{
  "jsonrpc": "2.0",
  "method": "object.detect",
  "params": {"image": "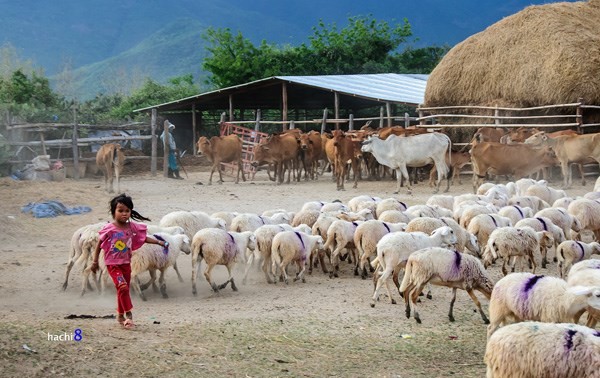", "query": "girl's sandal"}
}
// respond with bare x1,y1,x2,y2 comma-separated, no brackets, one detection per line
117,314,126,325
123,318,135,330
